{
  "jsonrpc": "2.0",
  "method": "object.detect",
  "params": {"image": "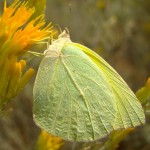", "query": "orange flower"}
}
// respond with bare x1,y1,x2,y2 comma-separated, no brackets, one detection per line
0,0,54,111
36,130,64,150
